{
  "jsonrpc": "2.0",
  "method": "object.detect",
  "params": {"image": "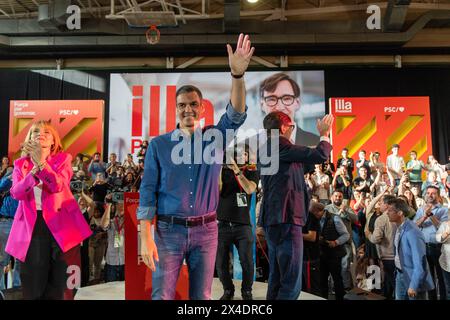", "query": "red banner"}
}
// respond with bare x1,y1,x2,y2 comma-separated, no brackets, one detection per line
330,97,432,164
124,192,189,300
8,100,104,160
